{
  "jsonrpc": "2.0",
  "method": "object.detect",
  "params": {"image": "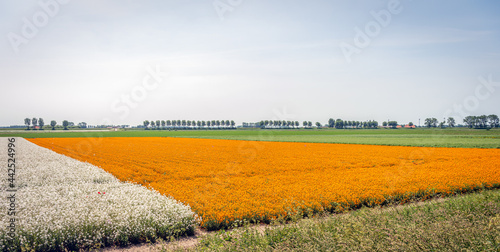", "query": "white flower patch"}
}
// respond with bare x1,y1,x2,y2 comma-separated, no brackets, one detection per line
0,138,197,251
